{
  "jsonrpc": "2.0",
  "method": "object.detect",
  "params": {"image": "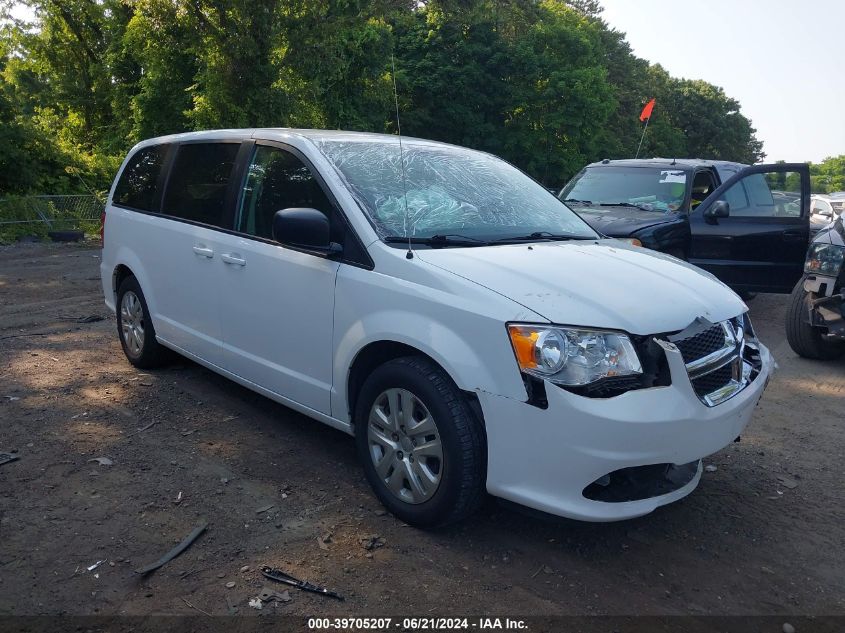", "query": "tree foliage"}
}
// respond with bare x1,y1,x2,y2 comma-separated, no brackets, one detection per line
1,0,772,195
810,155,845,193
